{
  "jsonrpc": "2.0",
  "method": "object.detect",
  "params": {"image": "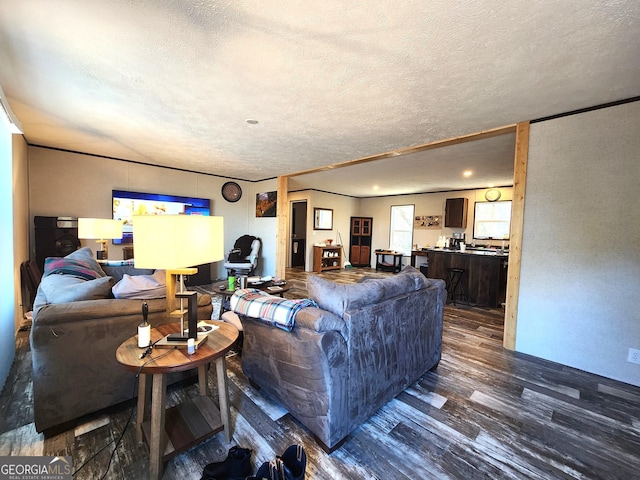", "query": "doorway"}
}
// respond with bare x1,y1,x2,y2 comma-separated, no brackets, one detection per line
291,201,307,268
